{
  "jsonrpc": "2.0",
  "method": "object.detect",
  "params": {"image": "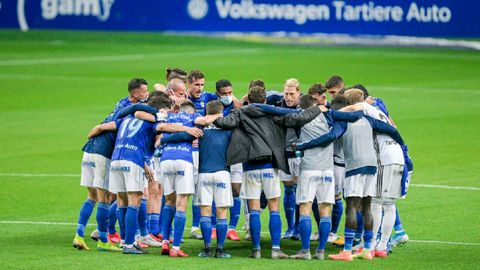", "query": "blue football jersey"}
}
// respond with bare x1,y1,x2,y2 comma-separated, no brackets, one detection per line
199,126,232,173
111,115,158,168
114,96,132,113
372,97,390,117
160,111,200,163
222,101,234,116
189,92,218,116
82,96,132,158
